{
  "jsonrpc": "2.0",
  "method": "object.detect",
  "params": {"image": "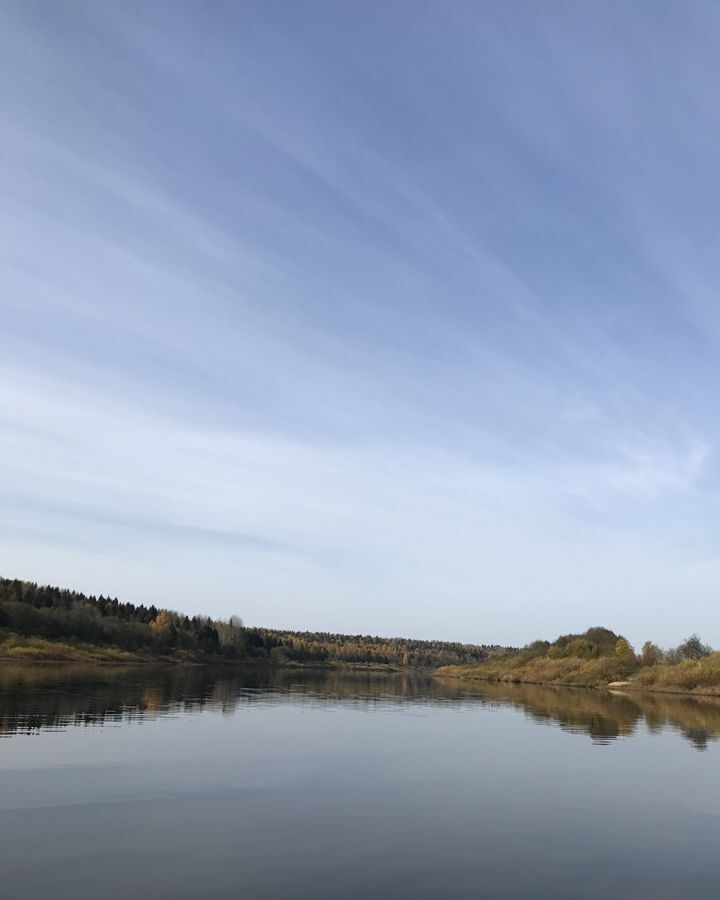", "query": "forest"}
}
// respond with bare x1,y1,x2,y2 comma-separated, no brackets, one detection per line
0,577,500,667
